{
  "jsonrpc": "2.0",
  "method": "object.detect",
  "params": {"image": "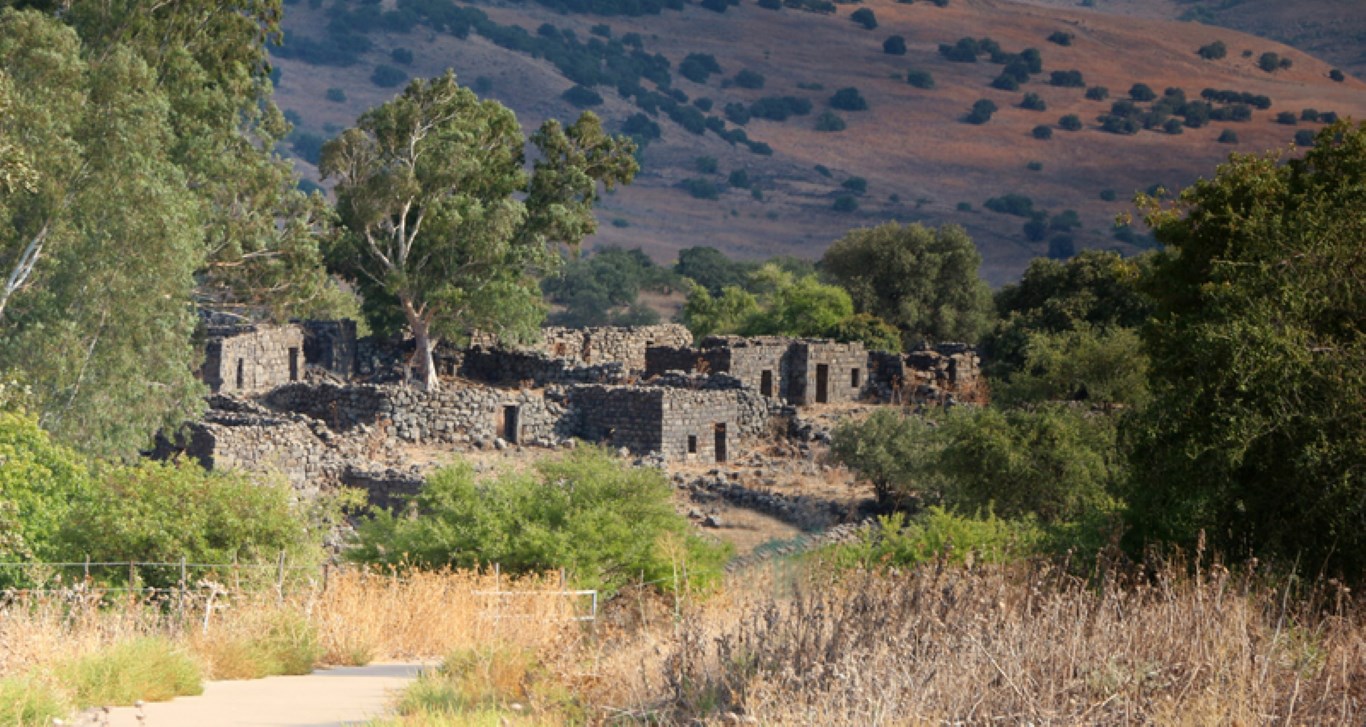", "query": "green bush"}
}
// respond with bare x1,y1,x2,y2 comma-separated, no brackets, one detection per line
390,47,414,65
850,7,876,29
1218,129,1239,144
370,64,407,88
679,53,722,83
1020,93,1046,111
965,98,997,124
1059,114,1082,131
680,178,720,200
817,509,1045,570
906,69,935,89
841,176,867,194
828,312,901,352
733,68,765,89
829,87,867,111
350,448,729,594
830,409,946,504
59,460,322,587
814,110,846,132
1293,129,1316,146
325,87,347,103
1329,69,1345,82
727,169,751,188
57,638,202,708
0,411,92,571
1047,30,1073,46
1085,85,1108,101
832,195,859,212
1197,40,1226,60
695,155,719,174
562,85,603,108
883,35,906,55
995,326,1149,409
0,675,67,726
1049,70,1085,87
